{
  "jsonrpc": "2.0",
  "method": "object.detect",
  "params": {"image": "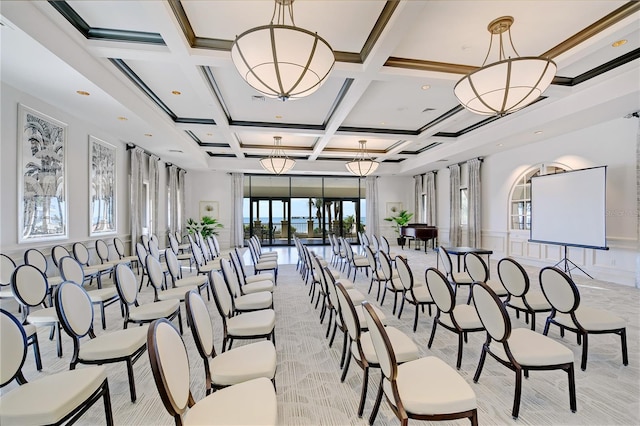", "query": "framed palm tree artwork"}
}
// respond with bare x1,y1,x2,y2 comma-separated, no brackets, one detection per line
89,136,117,236
18,104,68,243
